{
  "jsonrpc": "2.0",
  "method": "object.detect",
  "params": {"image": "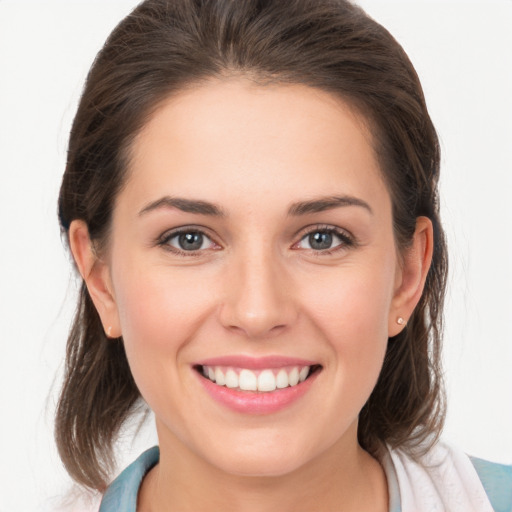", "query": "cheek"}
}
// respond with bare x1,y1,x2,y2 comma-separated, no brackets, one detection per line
300,258,395,387
113,260,212,341
303,261,394,339
110,258,216,397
